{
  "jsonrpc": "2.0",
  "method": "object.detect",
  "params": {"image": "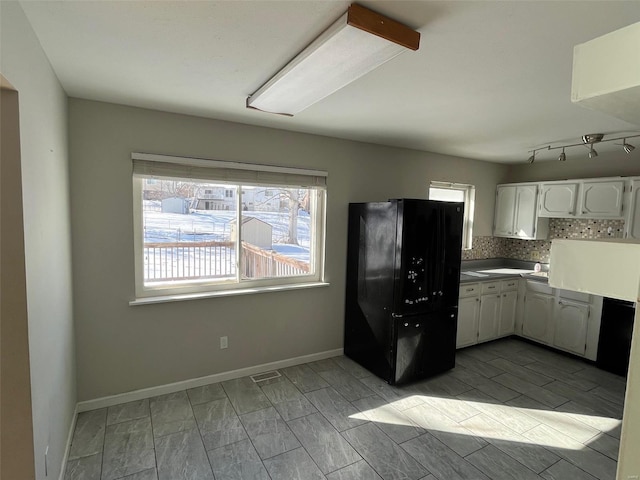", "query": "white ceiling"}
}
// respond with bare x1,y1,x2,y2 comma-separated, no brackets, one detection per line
19,1,640,164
